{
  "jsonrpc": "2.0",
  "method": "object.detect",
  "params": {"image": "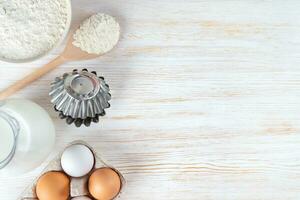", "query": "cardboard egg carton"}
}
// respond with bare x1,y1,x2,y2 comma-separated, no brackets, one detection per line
18,141,125,200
